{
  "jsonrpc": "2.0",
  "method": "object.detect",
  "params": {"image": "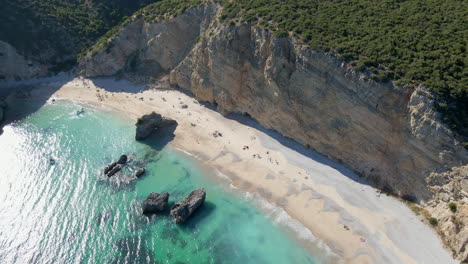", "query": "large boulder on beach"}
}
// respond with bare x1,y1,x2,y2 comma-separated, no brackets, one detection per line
142,192,169,213
135,112,177,140
170,188,206,224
